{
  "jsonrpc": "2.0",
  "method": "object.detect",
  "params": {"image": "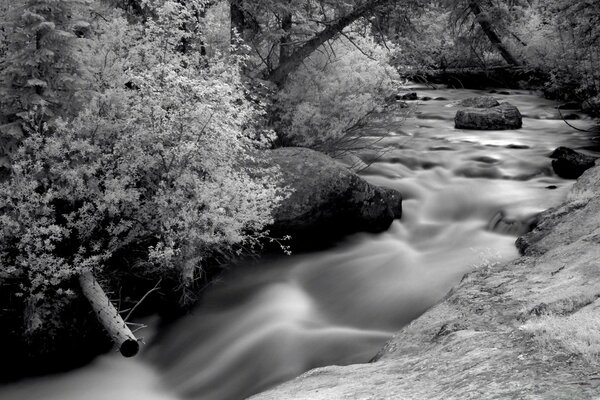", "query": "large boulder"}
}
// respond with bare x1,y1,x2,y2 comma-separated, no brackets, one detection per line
455,98,522,130
267,147,402,248
550,146,598,179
